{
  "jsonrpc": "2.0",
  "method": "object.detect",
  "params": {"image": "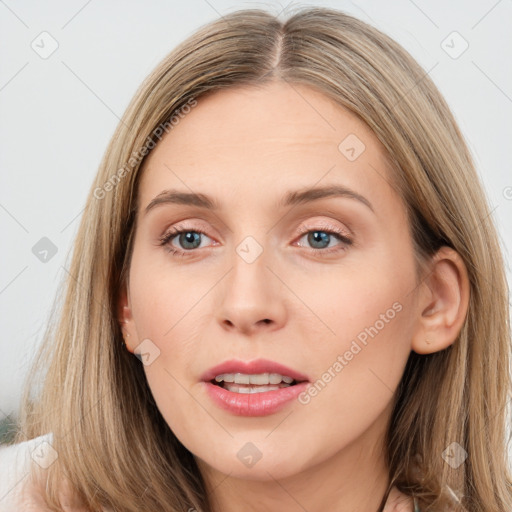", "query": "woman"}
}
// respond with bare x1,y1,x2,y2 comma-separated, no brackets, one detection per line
1,6,510,511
